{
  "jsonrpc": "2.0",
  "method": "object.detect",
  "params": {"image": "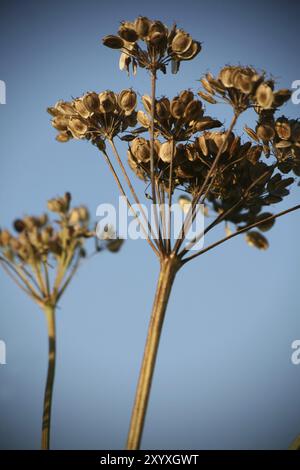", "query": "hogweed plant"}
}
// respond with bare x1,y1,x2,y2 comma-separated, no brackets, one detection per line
0,193,122,449
48,17,300,449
